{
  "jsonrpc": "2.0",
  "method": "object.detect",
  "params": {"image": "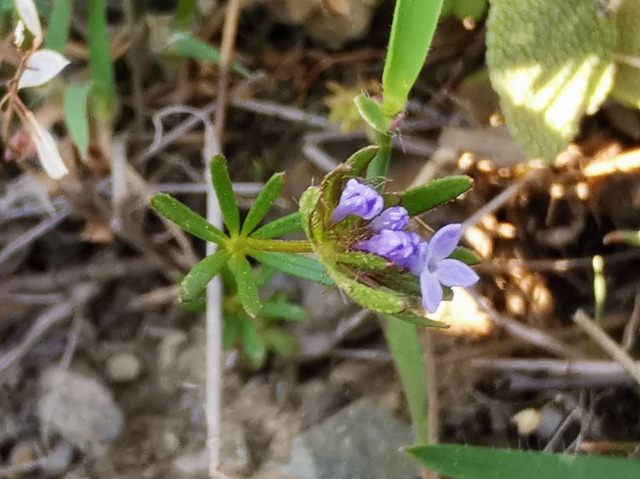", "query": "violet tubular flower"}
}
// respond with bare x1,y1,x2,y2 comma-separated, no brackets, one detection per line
368,206,409,233
331,179,384,223
415,224,479,314
357,230,421,269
